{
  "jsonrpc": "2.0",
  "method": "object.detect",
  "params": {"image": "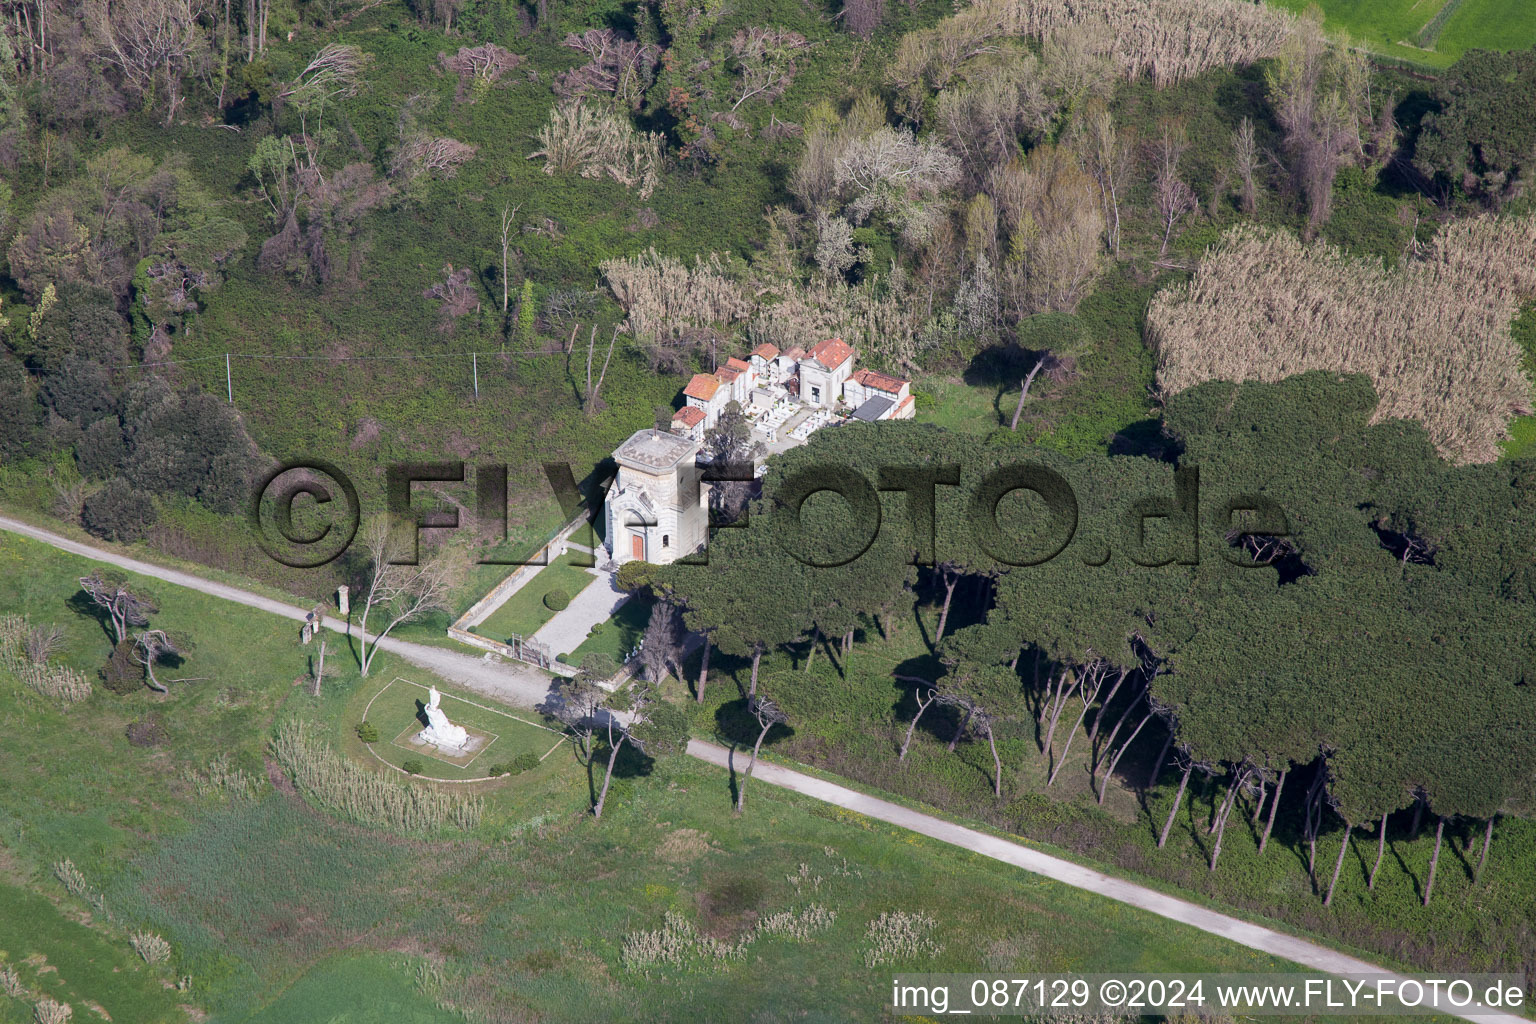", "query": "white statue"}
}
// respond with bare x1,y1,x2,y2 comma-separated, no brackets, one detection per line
418,685,468,750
